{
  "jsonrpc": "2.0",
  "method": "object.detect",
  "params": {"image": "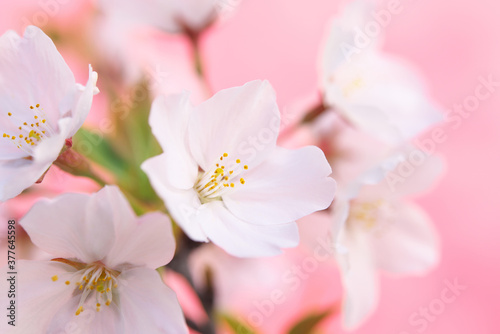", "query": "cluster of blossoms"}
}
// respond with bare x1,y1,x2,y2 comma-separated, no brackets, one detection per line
0,0,443,333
